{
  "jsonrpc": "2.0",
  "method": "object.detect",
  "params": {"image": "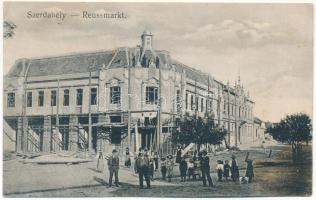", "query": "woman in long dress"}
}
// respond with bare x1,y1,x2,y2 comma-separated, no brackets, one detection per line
231,155,239,181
